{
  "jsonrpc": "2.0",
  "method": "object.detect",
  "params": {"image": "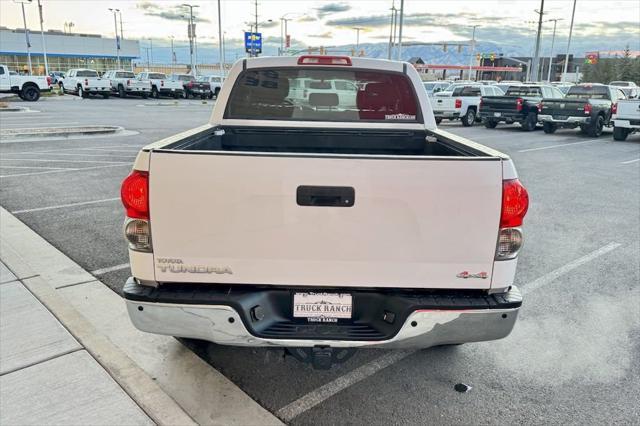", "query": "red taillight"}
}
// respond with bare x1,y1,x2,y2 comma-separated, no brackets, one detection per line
121,170,149,219
84,78,88,86
297,55,352,66
127,79,131,86
479,98,483,108
454,99,462,109
46,76,52,86
611,102,617,115
584,103,592,115
500,179,529,228
537,102,543,113
187,82,193,87
160,80,164,87
516,98,524,112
